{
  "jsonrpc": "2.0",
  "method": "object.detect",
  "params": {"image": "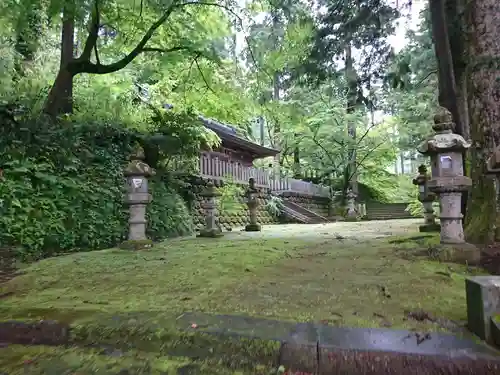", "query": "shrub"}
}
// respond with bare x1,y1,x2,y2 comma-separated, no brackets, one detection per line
147,176,194,240
0,108,200,260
